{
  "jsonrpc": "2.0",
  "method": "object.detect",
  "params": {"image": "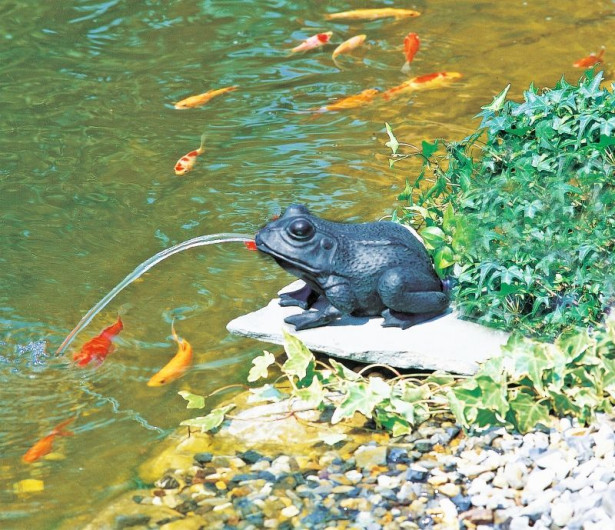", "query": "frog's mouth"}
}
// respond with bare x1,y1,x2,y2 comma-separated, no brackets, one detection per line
254,233,324,276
